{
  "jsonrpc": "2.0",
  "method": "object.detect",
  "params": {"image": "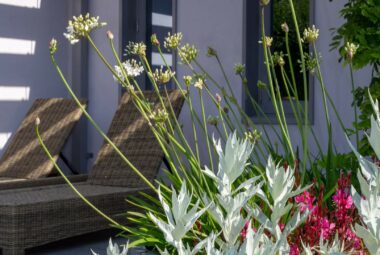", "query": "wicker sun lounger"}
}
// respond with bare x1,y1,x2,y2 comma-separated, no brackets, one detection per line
0,90,184,255
0,98,86,190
